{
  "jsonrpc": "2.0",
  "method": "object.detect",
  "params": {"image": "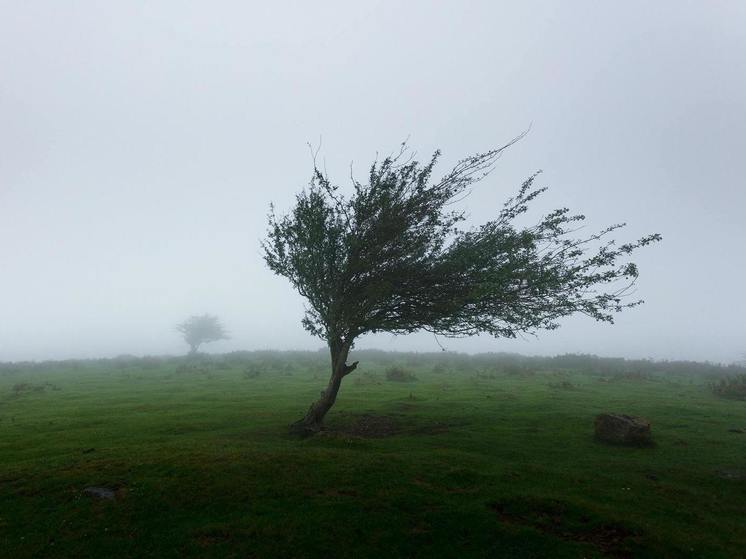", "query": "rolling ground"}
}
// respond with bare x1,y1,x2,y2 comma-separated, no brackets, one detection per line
1,351,744,558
